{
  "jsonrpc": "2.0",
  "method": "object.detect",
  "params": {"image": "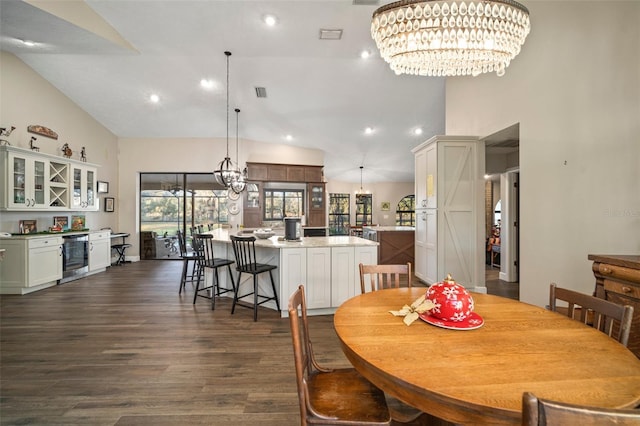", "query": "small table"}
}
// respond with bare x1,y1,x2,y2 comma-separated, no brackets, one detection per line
334,288,640,425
